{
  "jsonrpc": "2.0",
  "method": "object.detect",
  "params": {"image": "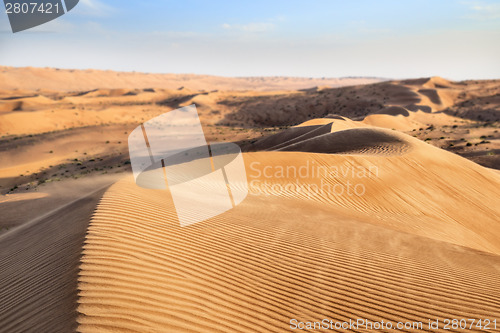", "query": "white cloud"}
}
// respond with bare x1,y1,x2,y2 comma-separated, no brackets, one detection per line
462,1,500,20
